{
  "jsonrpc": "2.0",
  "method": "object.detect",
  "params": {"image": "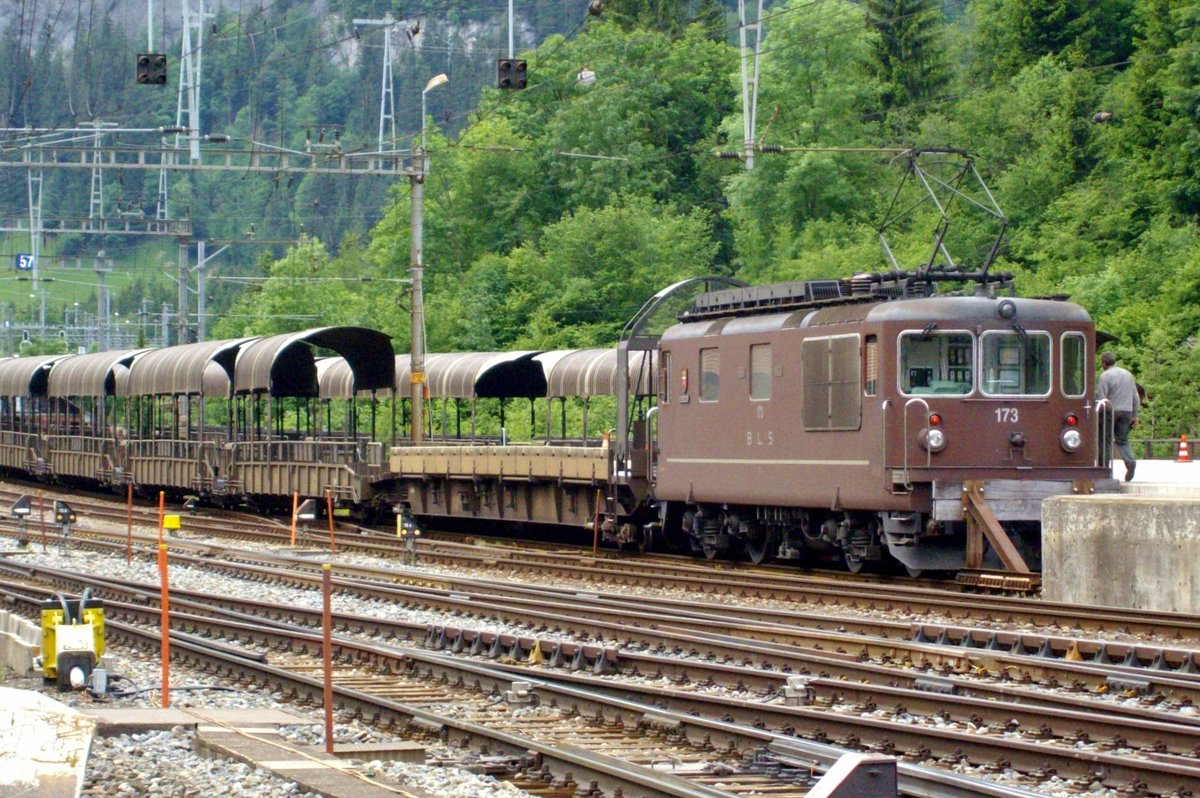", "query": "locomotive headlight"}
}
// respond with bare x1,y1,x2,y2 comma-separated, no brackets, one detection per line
1061,428,1083,452
922,427,947,452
